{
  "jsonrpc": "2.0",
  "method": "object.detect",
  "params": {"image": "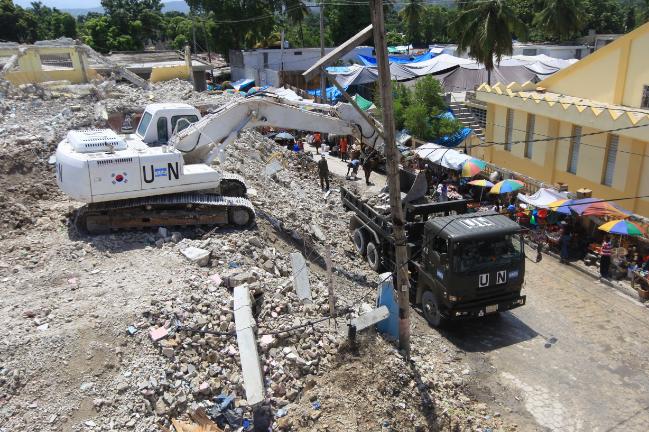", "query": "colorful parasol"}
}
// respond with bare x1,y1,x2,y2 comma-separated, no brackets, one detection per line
489,179,525,194
468,179,494,187
598,220,645,236
577,201,631,218
547,199,572,215
461,158,487,177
